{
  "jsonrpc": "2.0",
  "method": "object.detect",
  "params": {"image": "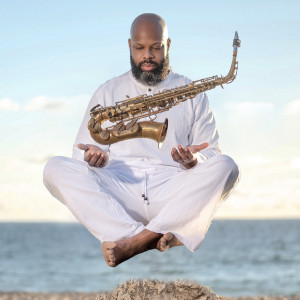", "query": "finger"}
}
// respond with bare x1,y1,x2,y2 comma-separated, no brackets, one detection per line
77,144,89,151
183,147,194,161
178,145,189,162
172,148,183,163
101,155,108,167
100,155,107,167
197,142,210,151
189,143,210,153
171,149,176,162
175,145,197,165
85,150,94,162
95,154,105,167
89,153,100,166
171,148,178,162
